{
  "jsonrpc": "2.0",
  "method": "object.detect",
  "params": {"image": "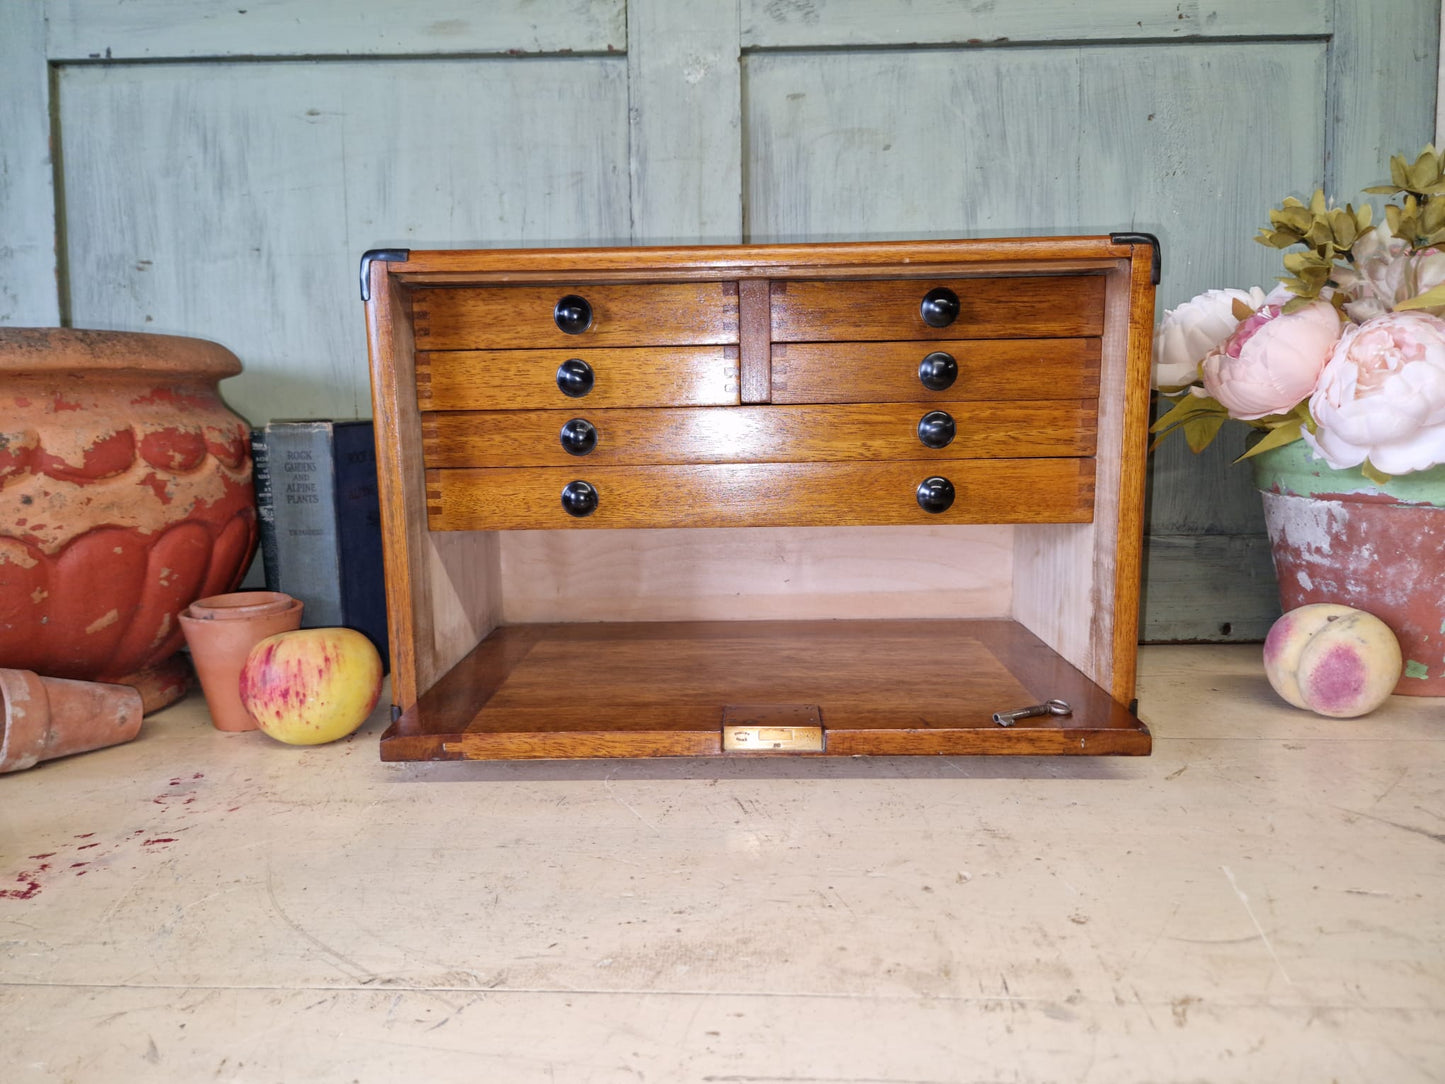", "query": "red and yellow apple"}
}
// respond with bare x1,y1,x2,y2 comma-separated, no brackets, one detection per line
238,627,383,745
1262,603,1402,718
